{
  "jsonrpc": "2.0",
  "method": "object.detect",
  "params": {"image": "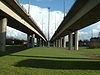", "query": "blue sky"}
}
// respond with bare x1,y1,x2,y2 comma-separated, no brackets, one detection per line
19,0,75,12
